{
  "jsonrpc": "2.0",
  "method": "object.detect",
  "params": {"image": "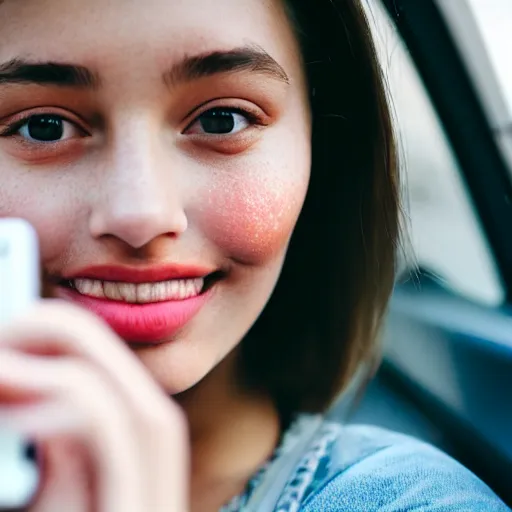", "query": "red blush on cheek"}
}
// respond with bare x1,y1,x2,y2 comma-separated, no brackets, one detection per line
201,176,306,264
